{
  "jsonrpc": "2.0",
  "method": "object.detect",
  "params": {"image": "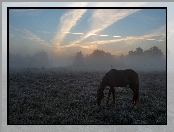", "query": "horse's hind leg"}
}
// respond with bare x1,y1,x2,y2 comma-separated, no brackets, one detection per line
131,85,139,105
132,93,136,104
130,84,136,104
